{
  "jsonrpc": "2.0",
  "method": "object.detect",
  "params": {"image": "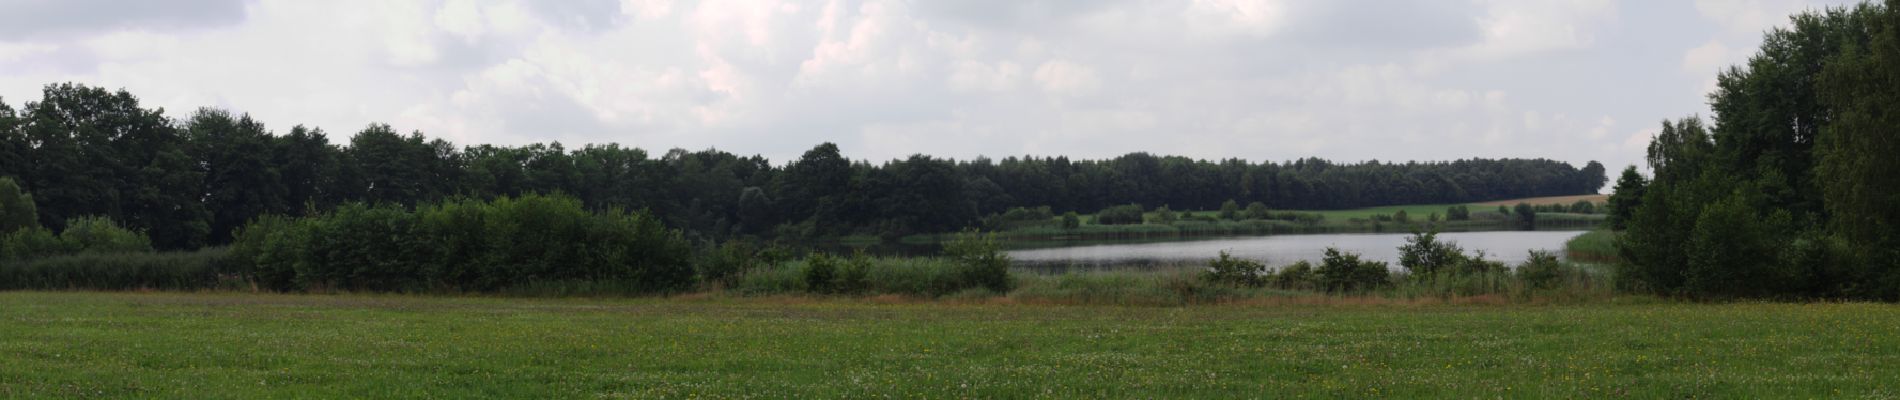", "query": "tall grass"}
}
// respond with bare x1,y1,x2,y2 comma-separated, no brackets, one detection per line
735,256,994,297
1565,229,1619,263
